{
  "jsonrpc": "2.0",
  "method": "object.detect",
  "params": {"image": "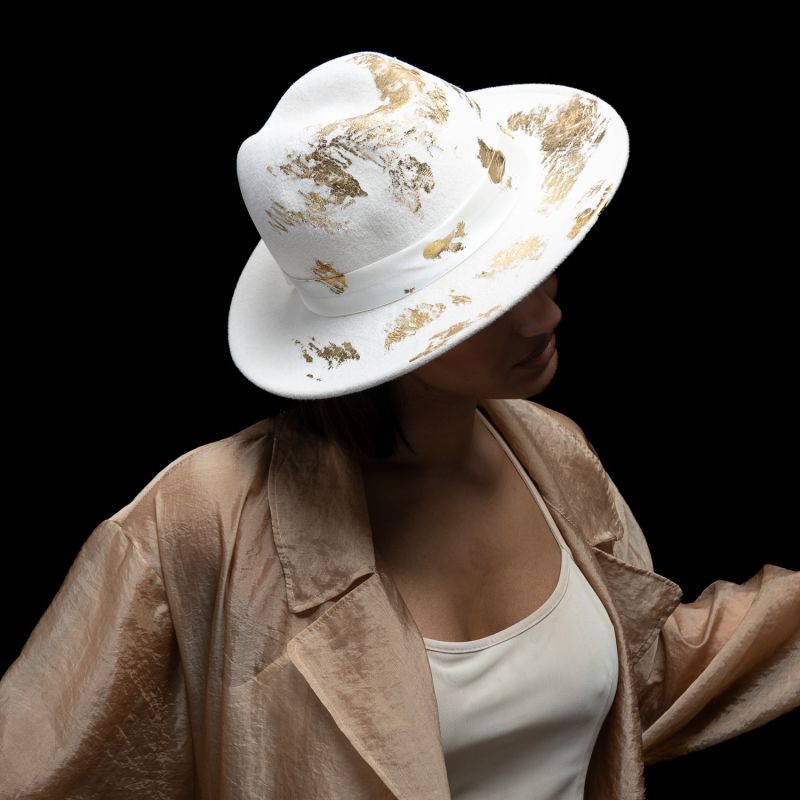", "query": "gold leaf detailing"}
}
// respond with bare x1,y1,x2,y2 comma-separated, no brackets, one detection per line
383,302,448,350
419,86,450,125
312,260,348,294
423,220,466,259
264,137,370,234
449,290,471,305
478,304,502,318
477,139,506,183
566,183,613,240
443,80,482,119
265,54,454,232
348,53,431,114
265,199,345,235
293,336,360,369
407,304,503,362
408,320,473,362
506,93,608,211
475,234,547,279
388,154,435,214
